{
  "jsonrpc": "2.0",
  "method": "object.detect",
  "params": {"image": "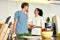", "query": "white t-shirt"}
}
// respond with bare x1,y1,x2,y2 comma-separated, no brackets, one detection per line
28,16,45,35
28,16,45,28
